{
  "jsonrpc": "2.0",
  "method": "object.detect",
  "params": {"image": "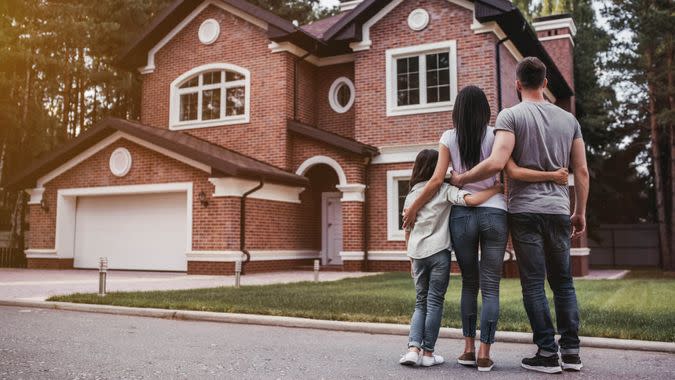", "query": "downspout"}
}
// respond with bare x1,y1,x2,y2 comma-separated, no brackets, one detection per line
495,37,509,111
362,157,371,271
240,179,264,274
